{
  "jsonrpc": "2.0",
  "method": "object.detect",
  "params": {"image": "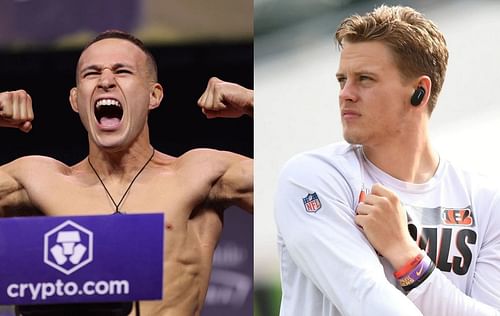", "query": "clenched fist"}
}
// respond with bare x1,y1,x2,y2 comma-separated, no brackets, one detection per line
355,183,421,270
197,77,253,119
0,90,34,132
